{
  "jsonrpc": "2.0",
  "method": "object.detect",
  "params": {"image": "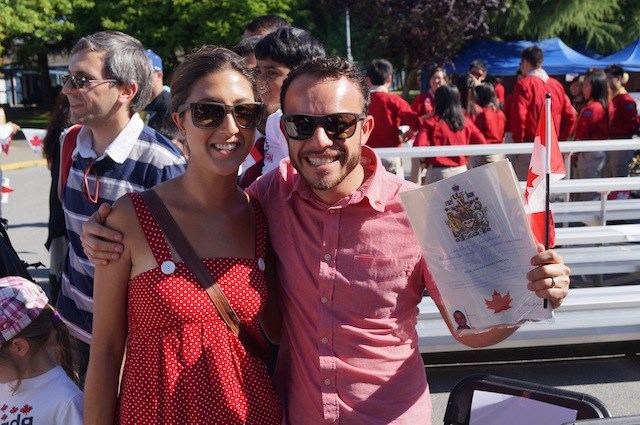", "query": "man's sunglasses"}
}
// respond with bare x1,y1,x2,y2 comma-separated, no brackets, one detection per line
281,113,366,141
177,102,264,129
61,74,119,90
